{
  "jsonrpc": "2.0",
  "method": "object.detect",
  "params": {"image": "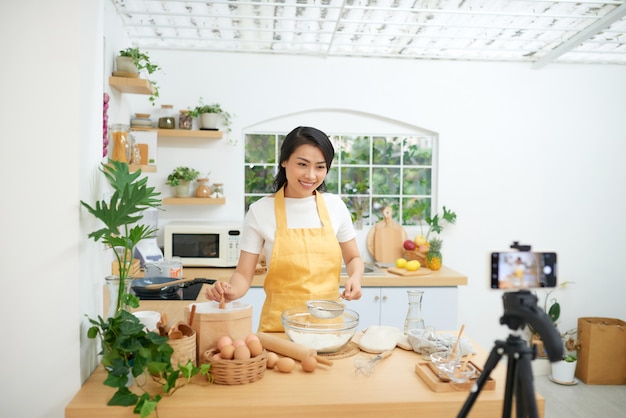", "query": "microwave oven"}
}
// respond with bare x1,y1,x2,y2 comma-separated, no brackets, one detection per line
163,221,242,267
